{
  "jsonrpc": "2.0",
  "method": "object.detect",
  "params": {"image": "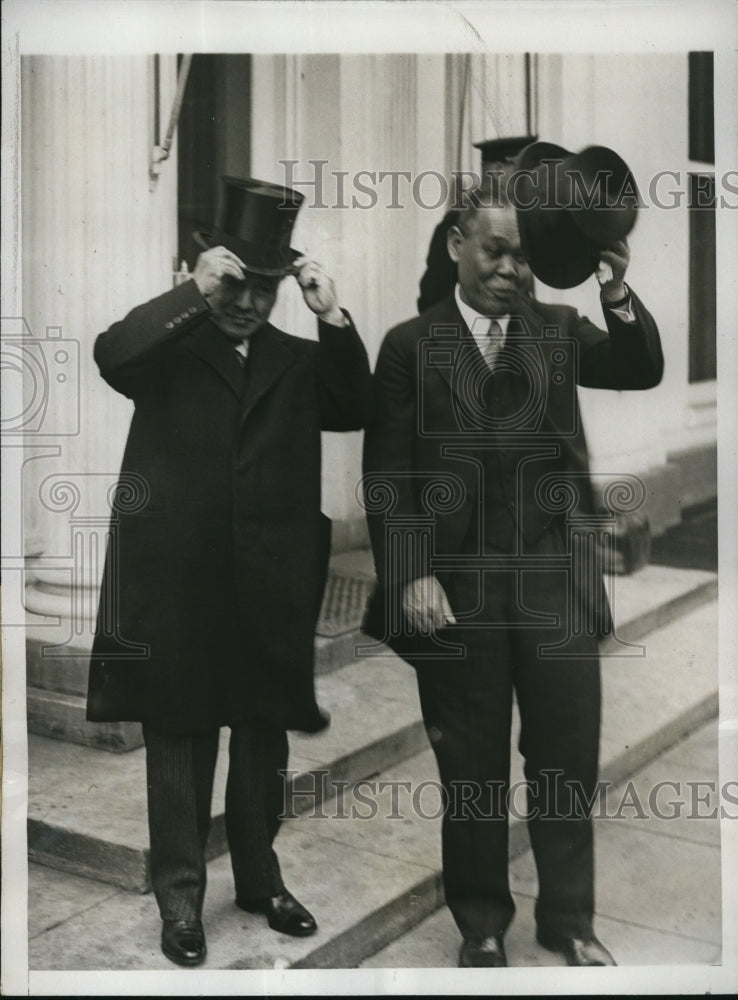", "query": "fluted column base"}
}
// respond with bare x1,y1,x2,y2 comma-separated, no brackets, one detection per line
26,580,142,753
